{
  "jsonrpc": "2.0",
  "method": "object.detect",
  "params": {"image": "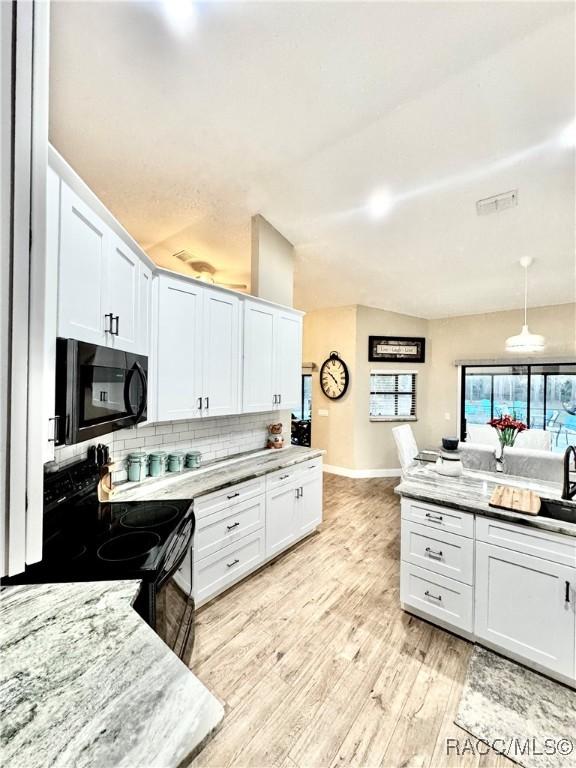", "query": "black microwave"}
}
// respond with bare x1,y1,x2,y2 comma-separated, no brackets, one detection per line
55,339,148,445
